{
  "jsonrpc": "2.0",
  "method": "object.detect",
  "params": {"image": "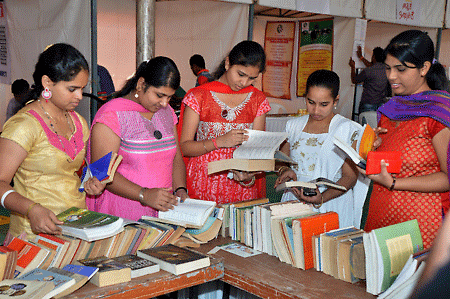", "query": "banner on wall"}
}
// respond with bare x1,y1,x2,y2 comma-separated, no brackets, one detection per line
0,2,10,85
396,0,421,26
262,21,295,99
296,19,333,97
